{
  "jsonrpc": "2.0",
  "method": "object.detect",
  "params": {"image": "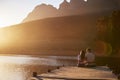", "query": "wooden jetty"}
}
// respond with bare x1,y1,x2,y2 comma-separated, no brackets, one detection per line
32,66,118,80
